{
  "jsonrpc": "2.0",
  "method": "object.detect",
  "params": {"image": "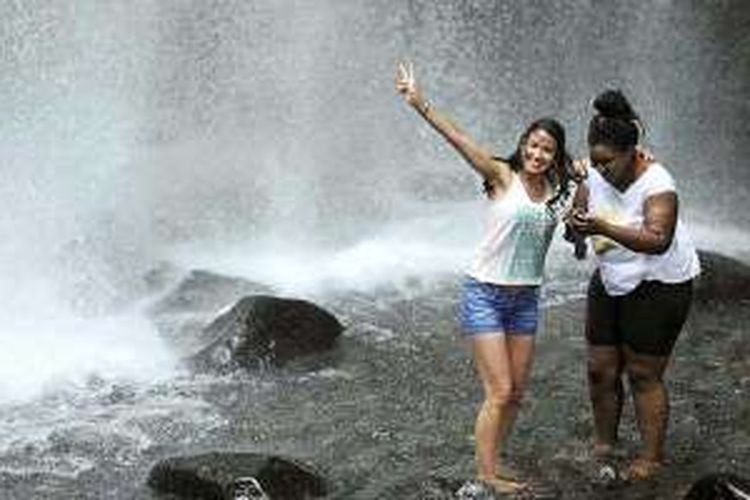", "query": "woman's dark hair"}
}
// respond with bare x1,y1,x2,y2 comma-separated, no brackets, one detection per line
587,89,642,151
485,117,573,210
